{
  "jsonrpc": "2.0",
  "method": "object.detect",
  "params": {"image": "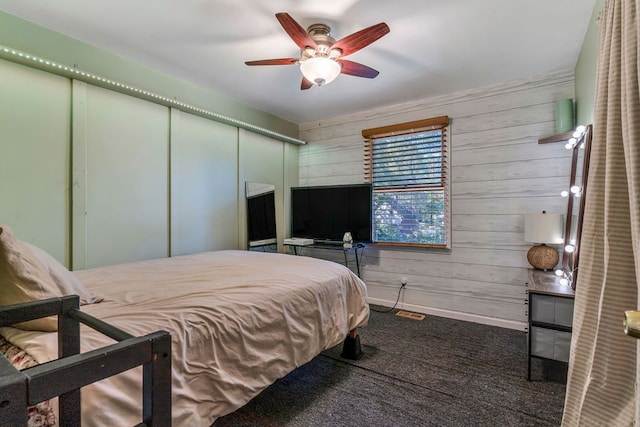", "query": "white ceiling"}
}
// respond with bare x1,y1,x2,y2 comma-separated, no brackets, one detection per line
0,0,596,124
